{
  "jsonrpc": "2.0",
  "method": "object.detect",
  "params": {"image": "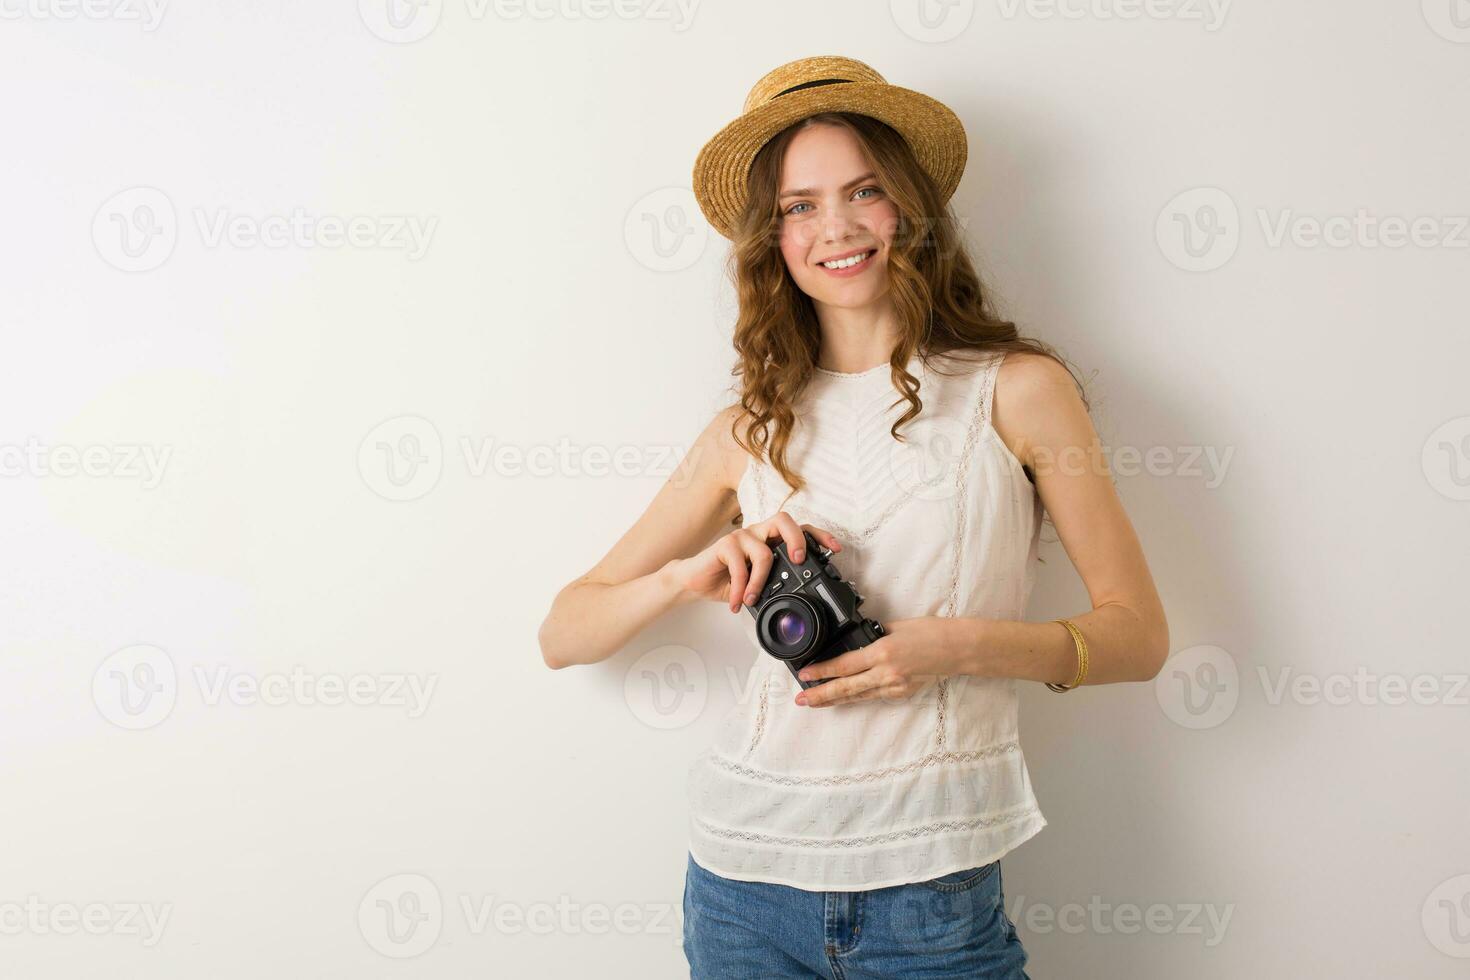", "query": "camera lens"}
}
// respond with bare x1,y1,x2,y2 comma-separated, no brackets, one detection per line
755,595,824,661
773,609,807,646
